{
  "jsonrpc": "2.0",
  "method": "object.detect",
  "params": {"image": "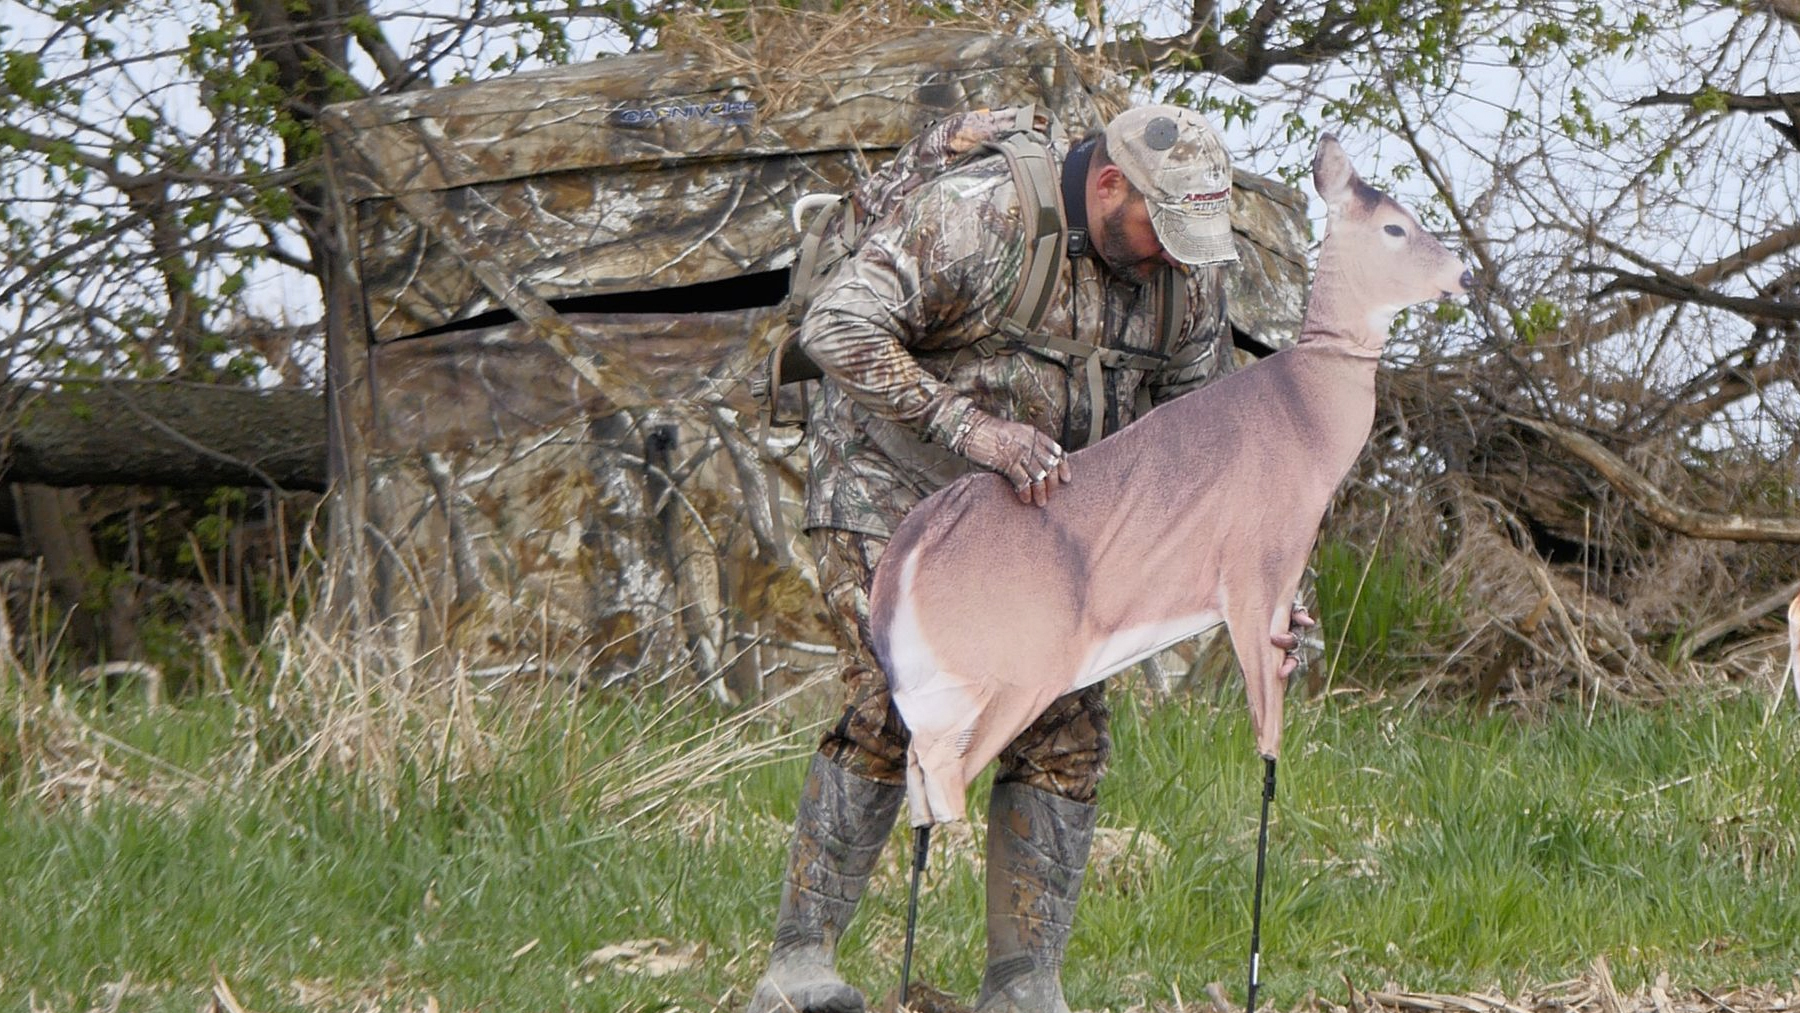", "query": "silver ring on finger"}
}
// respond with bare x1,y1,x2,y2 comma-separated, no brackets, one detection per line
1033,470,1047,483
